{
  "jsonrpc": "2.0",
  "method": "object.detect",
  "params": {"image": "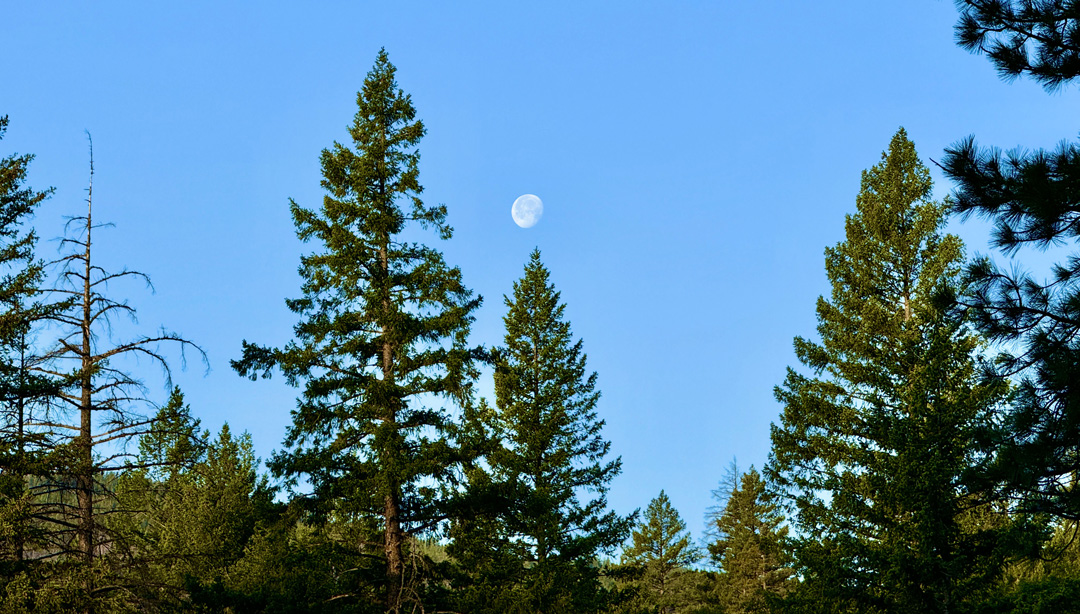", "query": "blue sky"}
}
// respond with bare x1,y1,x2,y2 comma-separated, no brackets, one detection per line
3,2,1076,547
